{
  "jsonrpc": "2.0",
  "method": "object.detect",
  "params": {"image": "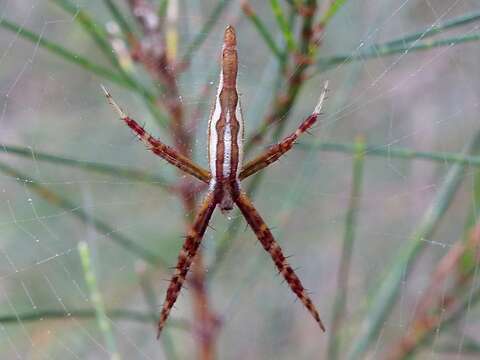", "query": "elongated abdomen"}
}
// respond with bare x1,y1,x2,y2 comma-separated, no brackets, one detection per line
207,26,244,213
